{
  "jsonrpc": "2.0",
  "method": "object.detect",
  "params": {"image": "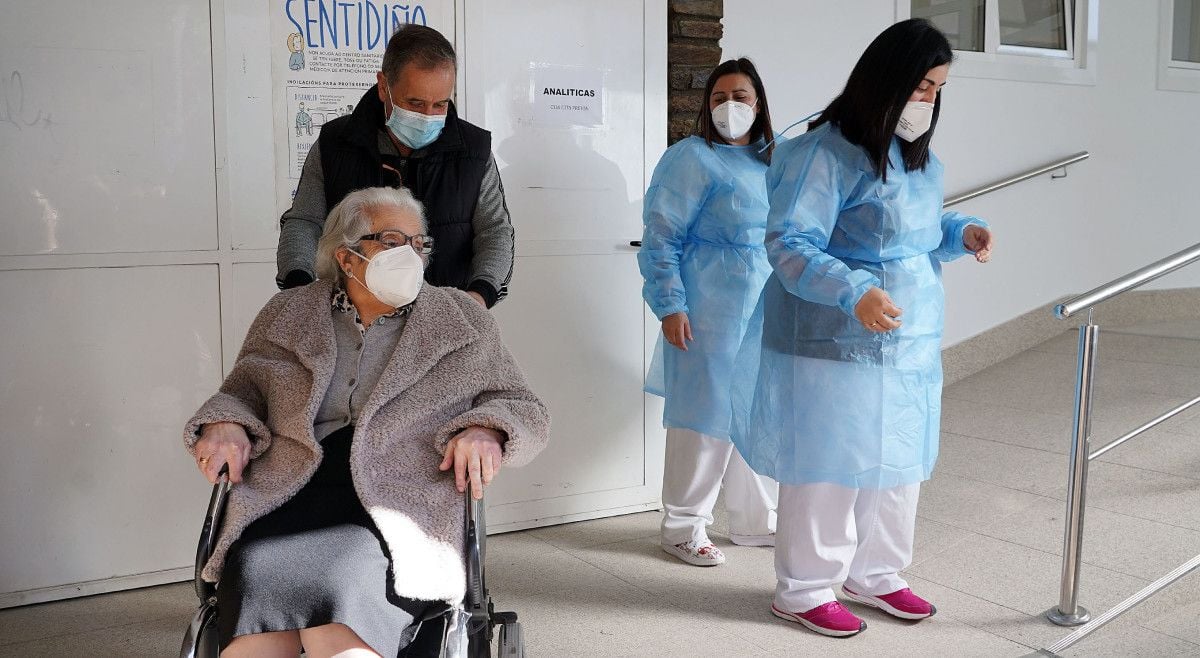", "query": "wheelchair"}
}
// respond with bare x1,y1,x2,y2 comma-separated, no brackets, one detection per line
180,468,525,657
